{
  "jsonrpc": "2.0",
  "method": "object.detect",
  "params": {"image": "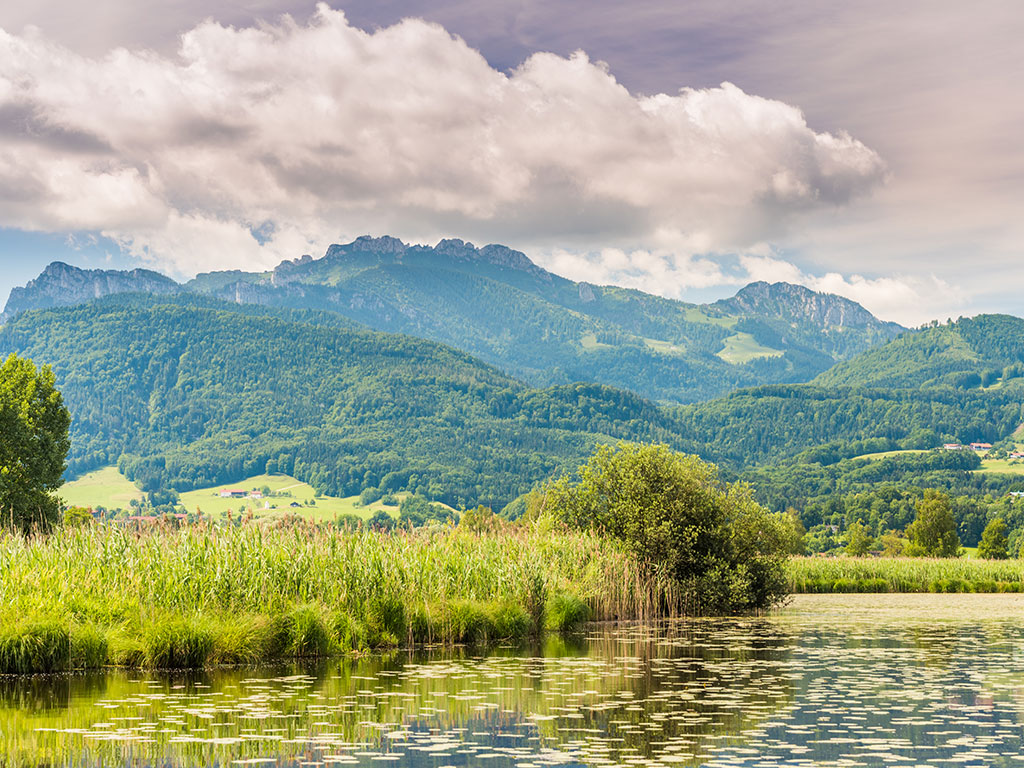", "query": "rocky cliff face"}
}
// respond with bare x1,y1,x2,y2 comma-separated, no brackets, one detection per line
1,262,180,323
713,281,903,331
